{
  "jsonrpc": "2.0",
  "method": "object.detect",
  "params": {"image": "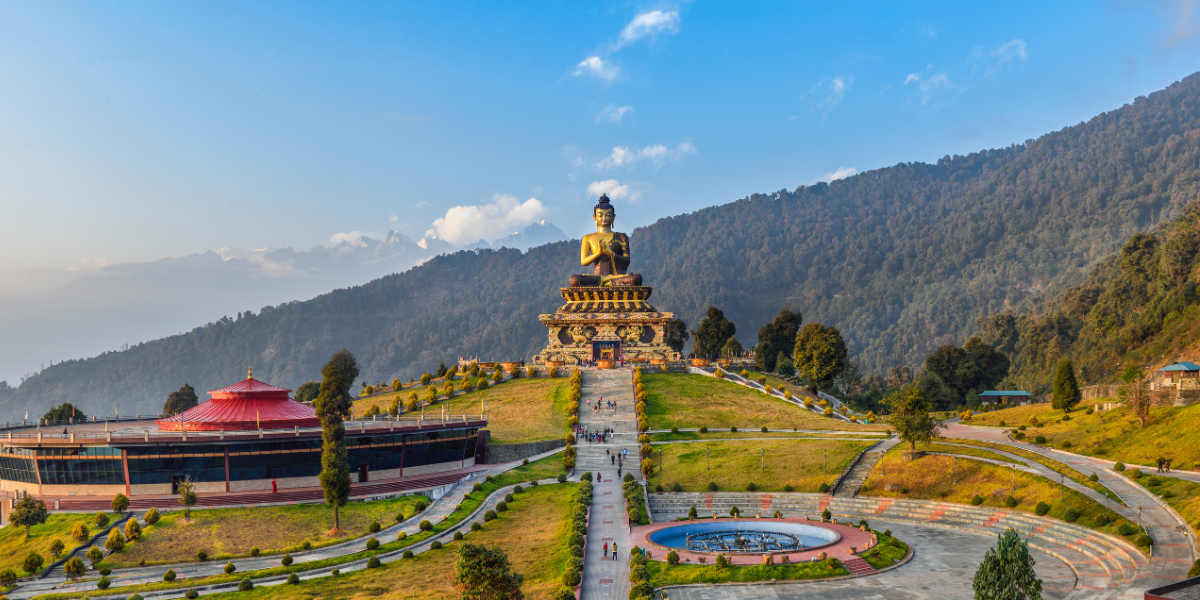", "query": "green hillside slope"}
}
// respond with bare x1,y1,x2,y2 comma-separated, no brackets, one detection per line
9,73,1200,418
